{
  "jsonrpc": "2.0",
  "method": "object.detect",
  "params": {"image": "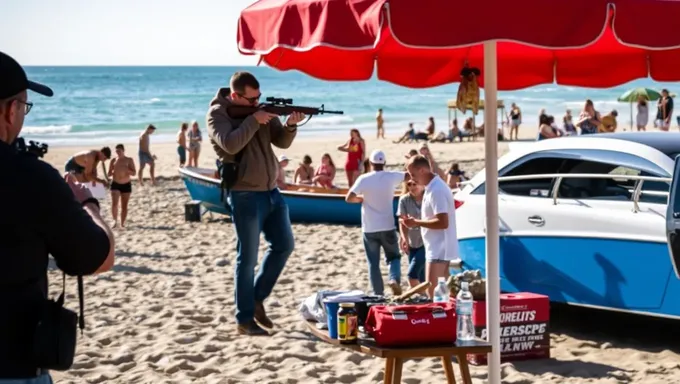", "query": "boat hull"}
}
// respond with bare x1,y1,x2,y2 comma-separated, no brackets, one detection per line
459,235,680,319
180,167,399,225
